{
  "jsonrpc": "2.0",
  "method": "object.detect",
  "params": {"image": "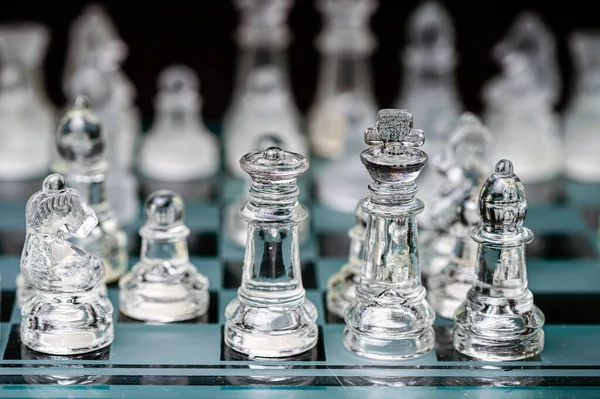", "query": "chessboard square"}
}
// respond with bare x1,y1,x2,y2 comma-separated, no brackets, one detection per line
542,325,600,366
318,233,350,258
526,232,598,260
185,204,220,231
529,260,600,295
0,202,26,233
311,205,355,233
0,232,25,256
0,322,9,360
535,293,600,324
526,205,588,233
109,323,221,365
566,181,600,206
0,256,20,291
1,290,15,323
